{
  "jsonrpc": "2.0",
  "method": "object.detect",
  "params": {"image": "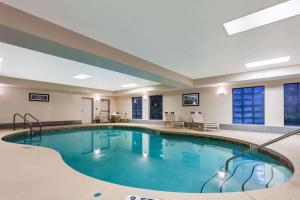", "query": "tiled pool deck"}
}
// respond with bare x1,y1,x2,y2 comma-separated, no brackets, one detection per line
0,123,300,200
